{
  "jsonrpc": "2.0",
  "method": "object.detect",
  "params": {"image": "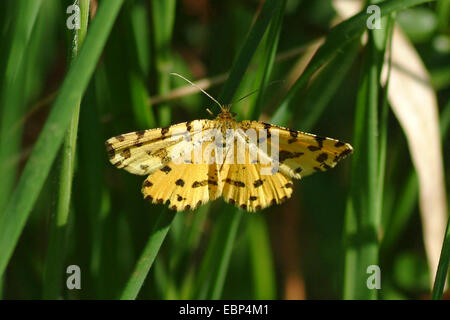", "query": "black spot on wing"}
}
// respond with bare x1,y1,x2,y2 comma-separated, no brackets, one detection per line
284,182,293,189
315,136,325,148
322,163,331,170
224,178,245,187
192,180,207,188
335,148,353,162
308,146,321,152
105,142,115,158
262,122,272,138
160,165,172,173
136,130,146,138
288,130,298,143
316,153,328,163
121,148,131,159
161,127,170,135
143,180,153,187
253,179,263,188
279,150,304,162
